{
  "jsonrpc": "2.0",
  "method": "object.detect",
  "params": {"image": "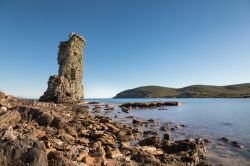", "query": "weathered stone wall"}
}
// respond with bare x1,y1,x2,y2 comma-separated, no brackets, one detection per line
39,33,85,103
